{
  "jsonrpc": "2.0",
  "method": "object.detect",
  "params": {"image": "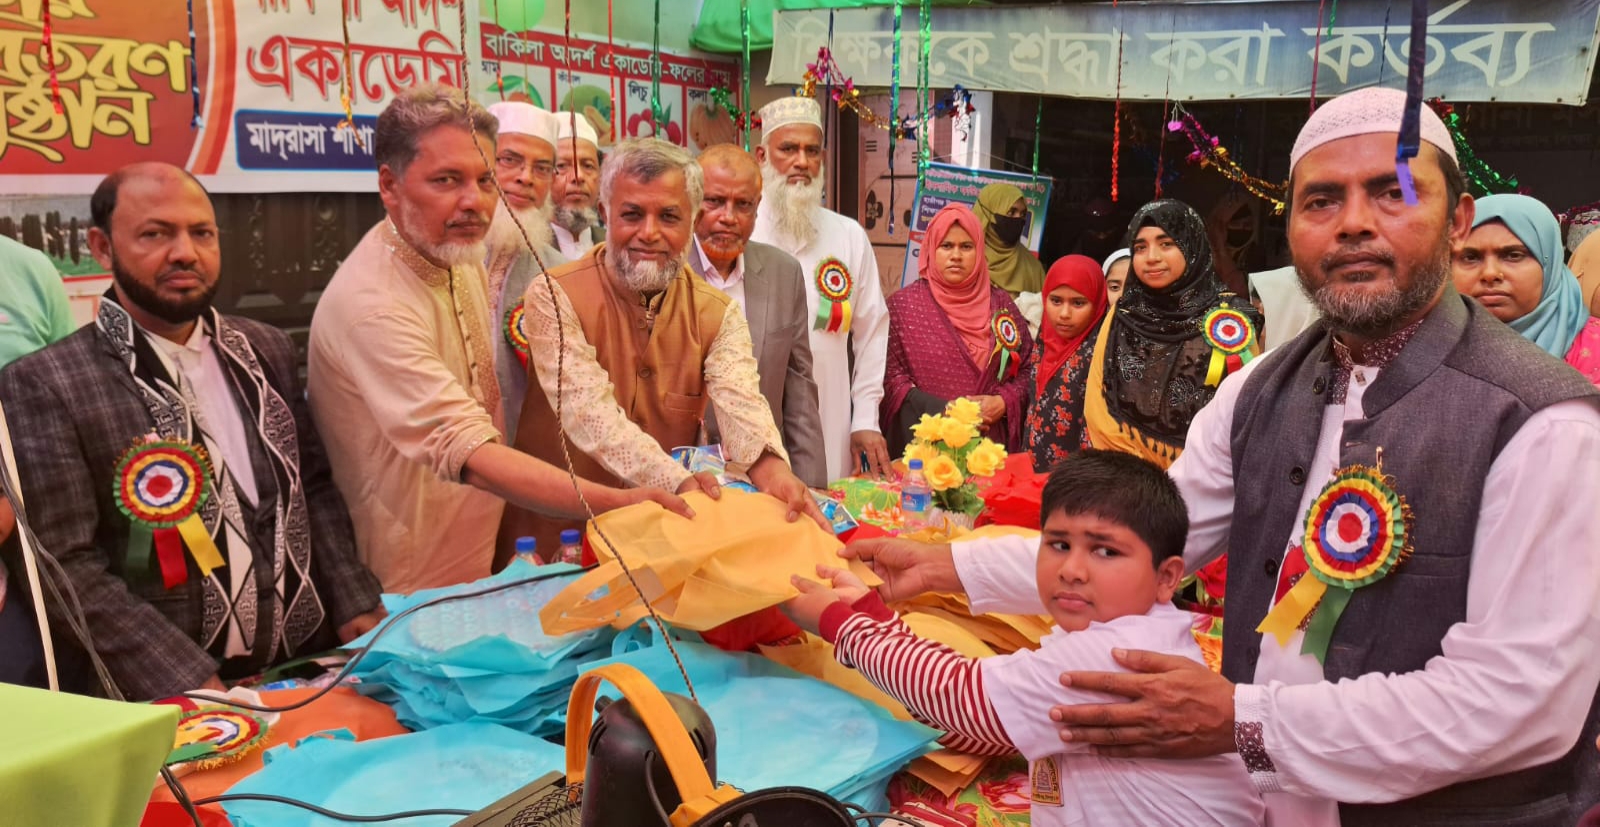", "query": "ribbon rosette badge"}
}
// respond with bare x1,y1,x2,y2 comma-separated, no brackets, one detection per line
813,257,853,333
504,300,531,369
991,309,1022,380
1201,303,1257,386
1256,457,1413,664
166,706,269,769
115,437,226,589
